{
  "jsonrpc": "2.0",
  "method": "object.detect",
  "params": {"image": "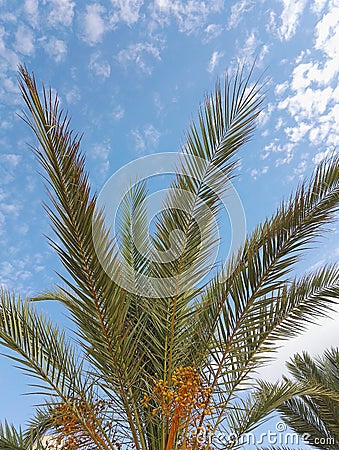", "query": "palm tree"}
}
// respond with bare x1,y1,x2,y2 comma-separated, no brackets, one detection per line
278,348,339,450
0,65,338,450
